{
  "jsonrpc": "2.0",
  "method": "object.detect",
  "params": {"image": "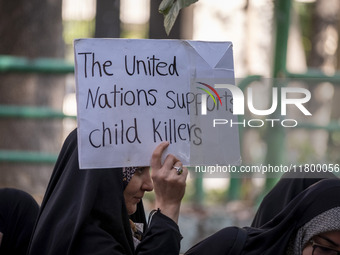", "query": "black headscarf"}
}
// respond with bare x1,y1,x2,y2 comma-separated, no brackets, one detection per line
185,178,340,255
0,188,39,255
251,170,337,227
27,129,146,255
245,178,340,254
